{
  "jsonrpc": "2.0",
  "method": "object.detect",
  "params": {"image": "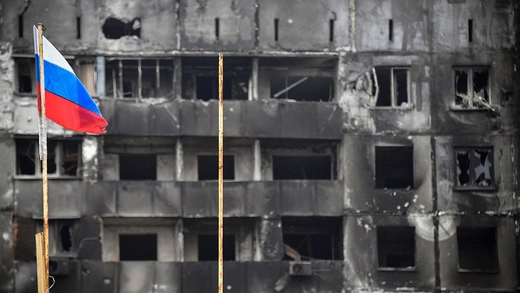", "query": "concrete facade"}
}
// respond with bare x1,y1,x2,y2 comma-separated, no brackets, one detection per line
0,0,518,292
